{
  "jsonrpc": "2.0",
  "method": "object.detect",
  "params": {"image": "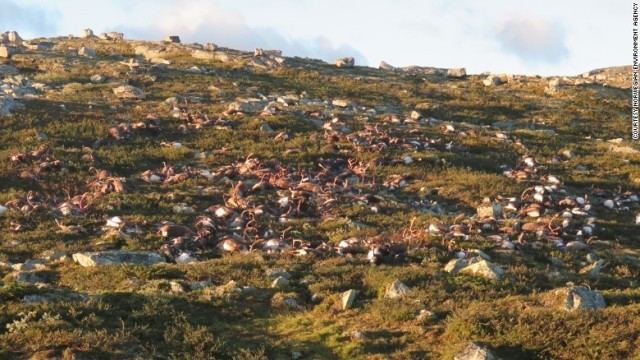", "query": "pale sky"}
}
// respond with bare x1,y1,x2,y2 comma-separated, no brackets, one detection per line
1,0,629,76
